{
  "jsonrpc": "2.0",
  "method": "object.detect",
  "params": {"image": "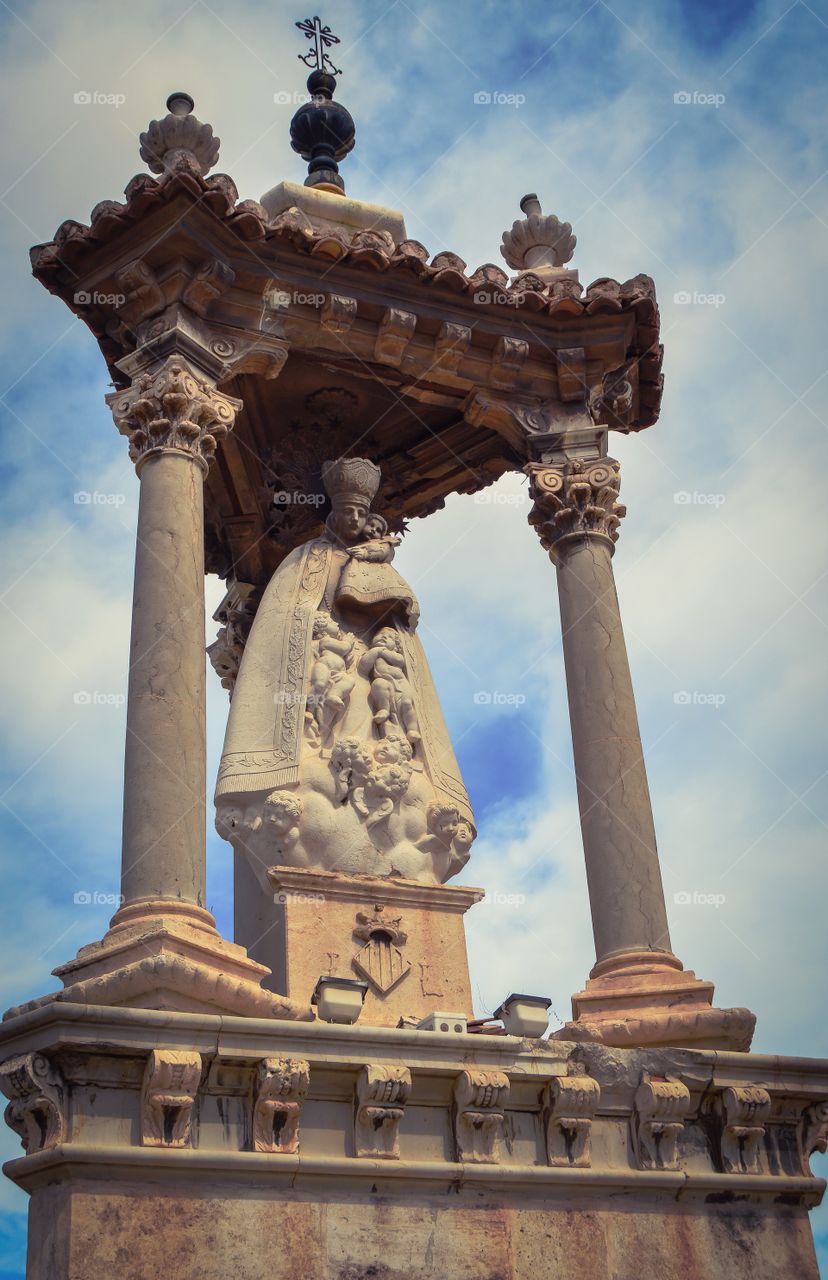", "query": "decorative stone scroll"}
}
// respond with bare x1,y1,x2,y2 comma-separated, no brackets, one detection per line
354,1063,412,1159
718,1085,771,1174
632,1073,690,1171
525,458,626,556
798,1100,828,1176
453,1068,510,1164
141,1049,201,1148
0,1053,65,1153
375,307,416,366
542,1068,601,1168
107,359,241,474
251,1057,310,1154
